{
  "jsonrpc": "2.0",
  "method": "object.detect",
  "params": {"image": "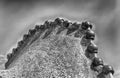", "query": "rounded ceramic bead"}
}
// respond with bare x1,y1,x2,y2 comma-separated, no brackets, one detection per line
29,29,36,35
7,53,12,60
81,21,92,30
86,43,98,53
23,34,29,40
55,18,63,25
92,57,104,67
35,25,40,30
91,57,104,72
85,30,95,40
18,41,24,46
66,23,79,35
63,20,70,28
12,48,17,53
44,21,51,28
40,25,46,30
102,65,114,75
